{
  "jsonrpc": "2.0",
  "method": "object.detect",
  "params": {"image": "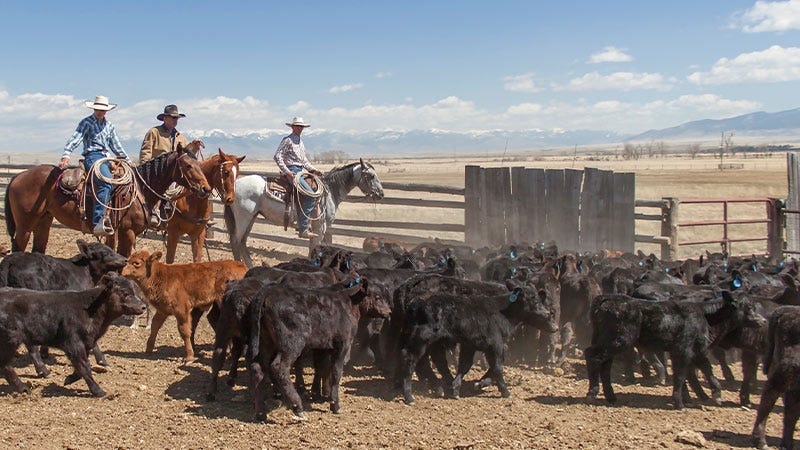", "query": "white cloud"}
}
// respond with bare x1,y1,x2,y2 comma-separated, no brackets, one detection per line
0,89,767,151
374,71,393,79
735,0,800,32
687,45,800,84
557,71,673,91
588,46,634,63
503,73,542,93
328,83,364,94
